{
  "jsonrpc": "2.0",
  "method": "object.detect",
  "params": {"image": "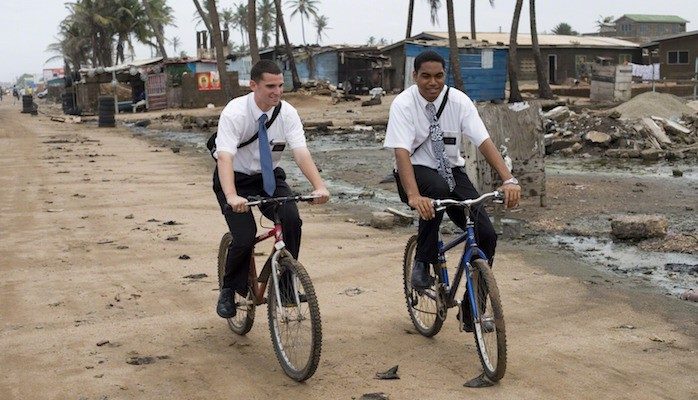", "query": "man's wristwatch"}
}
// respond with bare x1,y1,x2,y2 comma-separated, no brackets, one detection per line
503,177,519,186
